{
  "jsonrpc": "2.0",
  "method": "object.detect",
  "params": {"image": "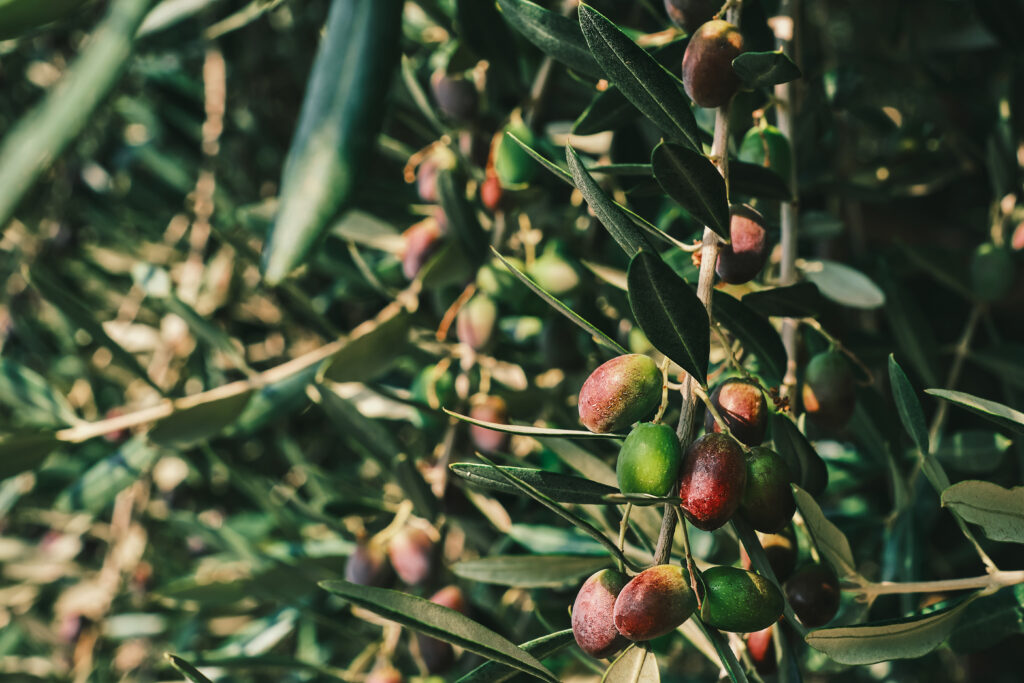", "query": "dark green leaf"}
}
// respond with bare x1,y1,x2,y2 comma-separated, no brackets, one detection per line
0,432,60,480
449,463,619,503
439,169,488,264
496,0,602,79
451,555,610,587
888,355,930,455
508,524,607,555
805,595,978,665
0,358,79,428
573,87,633,135
712,291,787,387
492,249,628,355
318,581,558,683
508,132,573,185
261,0,403,284
651,142,729,239
445,408,622,439
567,146,656,257
578,4,700,149
926,389,1024,435
949,584,1024,653
730,160,794,201
321,308,411,383
741,283,825,318
941,480,1024,544
627,250,709,385
732,50,802,88
56,437,160,513
149,390,253,448
935,430,1012,473
772,414,828,497
166,653,214,683
457,629,574,683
